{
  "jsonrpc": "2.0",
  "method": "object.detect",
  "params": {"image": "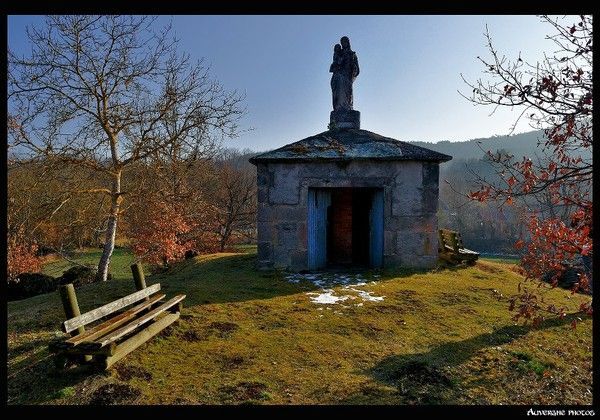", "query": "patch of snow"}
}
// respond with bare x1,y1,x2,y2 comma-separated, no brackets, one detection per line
287,271,387,307
345,288,385,301
356,290,385,302
309,290,350,305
